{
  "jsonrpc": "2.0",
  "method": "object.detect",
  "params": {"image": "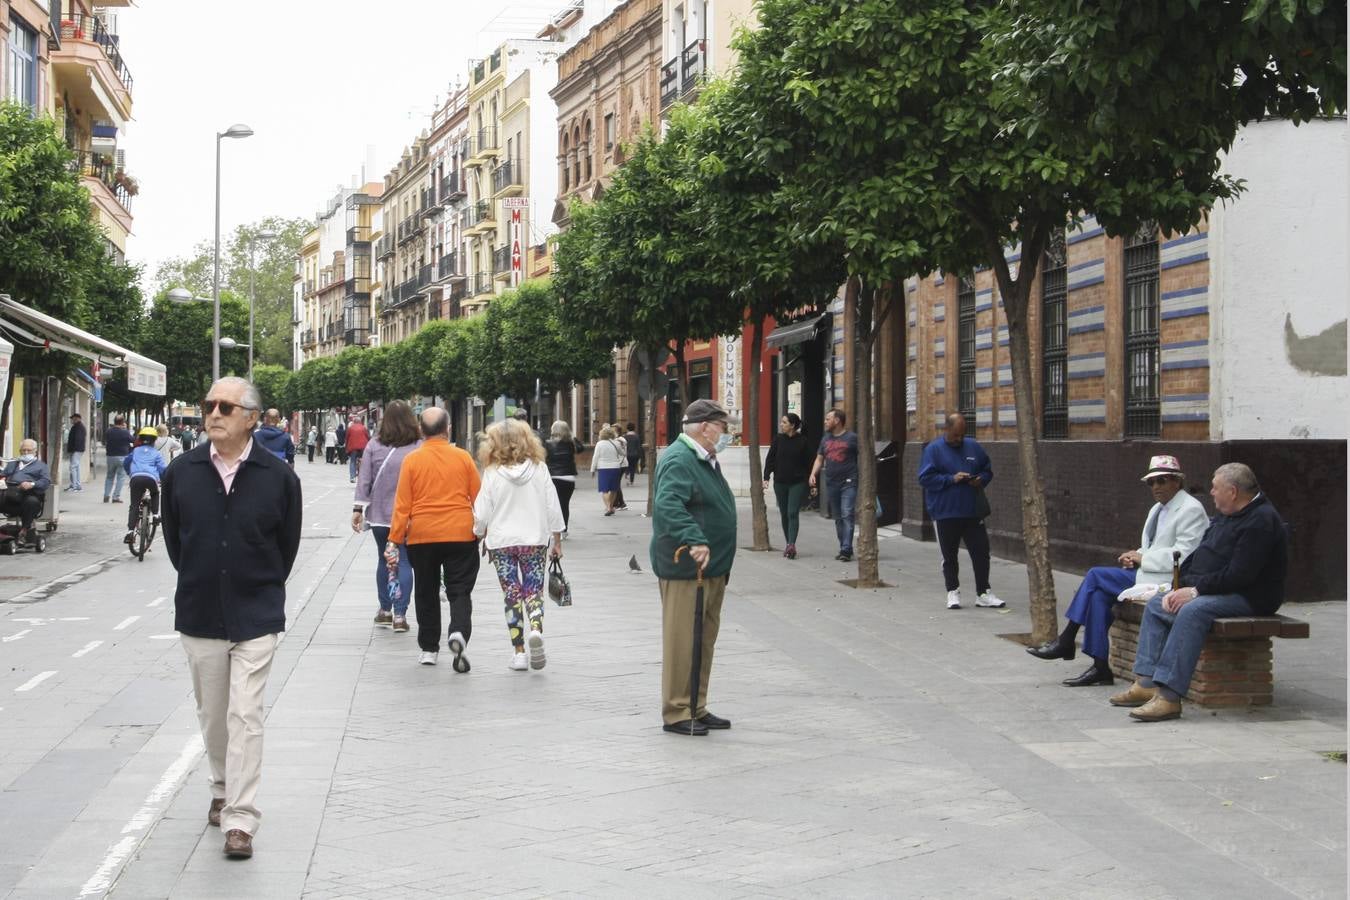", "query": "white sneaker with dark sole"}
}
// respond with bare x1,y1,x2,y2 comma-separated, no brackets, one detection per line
946,590,962,609
528,631,546,670
976,592,1006,608
418,651,438,666
509,652,528,671
448,632,470,673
